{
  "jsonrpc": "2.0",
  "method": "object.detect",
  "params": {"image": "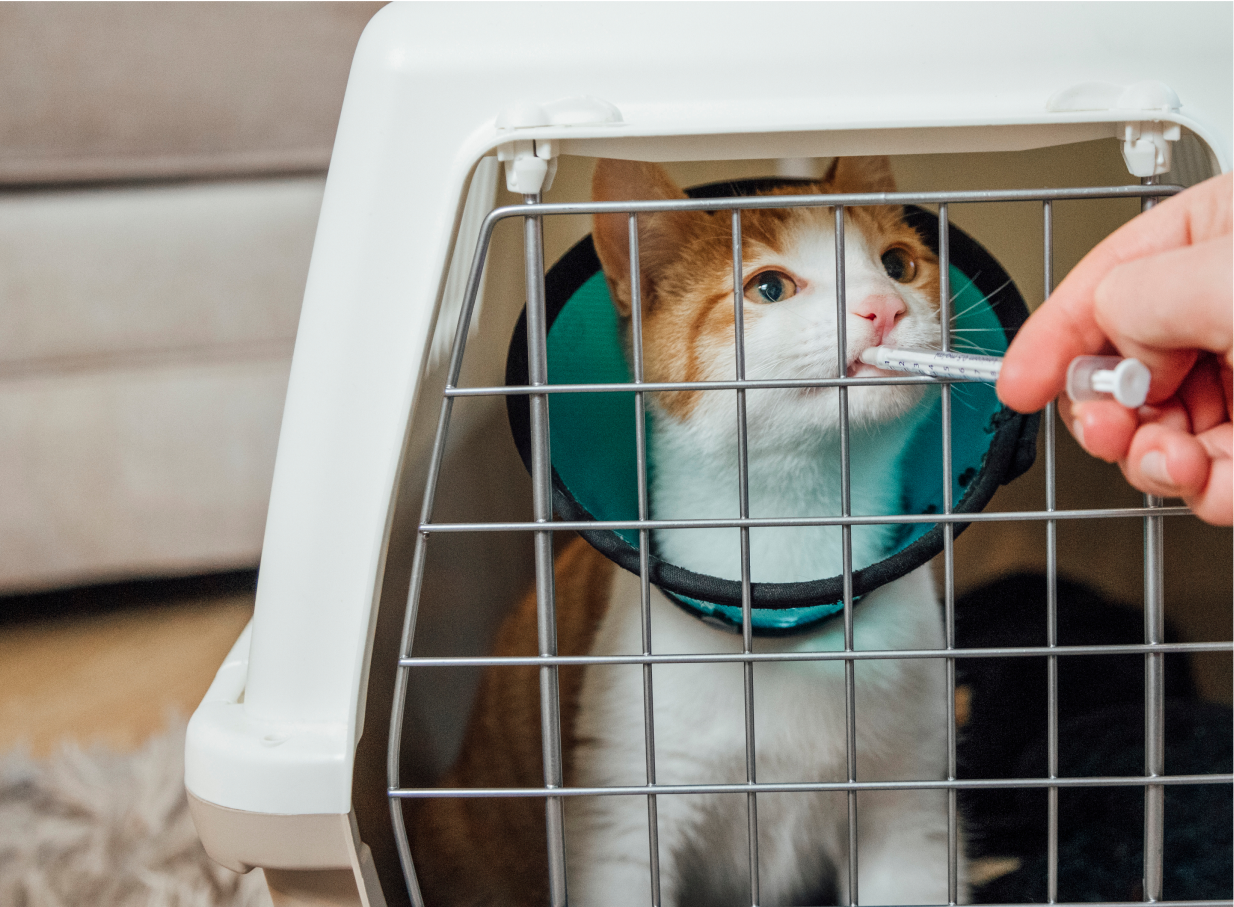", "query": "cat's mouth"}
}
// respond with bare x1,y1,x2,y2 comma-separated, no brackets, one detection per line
845,354,895,380
797,358,892,395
